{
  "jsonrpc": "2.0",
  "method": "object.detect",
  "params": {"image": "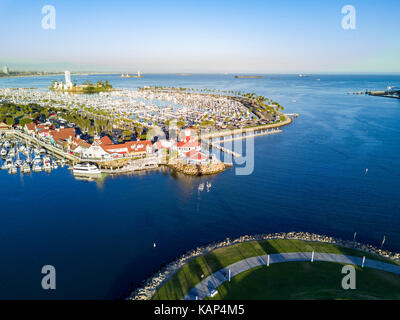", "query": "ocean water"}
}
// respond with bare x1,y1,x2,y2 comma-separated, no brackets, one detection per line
0,74,399,299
